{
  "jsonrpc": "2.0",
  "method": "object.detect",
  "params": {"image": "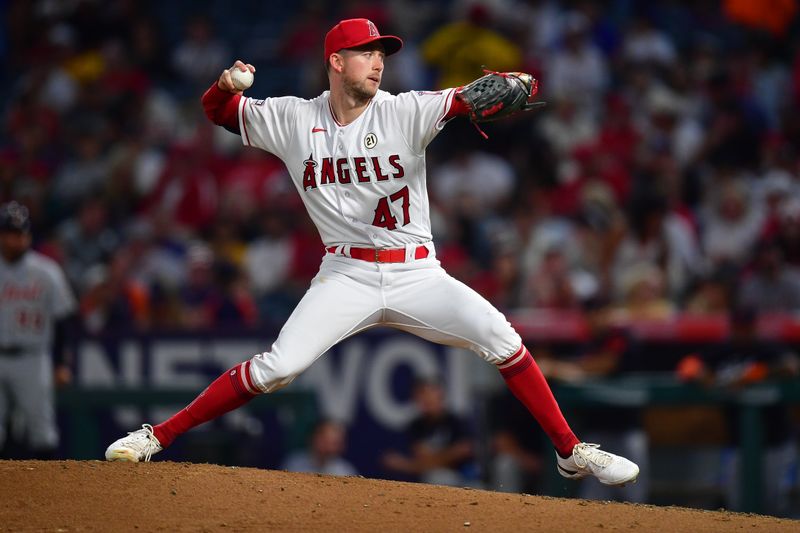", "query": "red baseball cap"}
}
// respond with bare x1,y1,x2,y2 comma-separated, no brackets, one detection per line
324,18,403,62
